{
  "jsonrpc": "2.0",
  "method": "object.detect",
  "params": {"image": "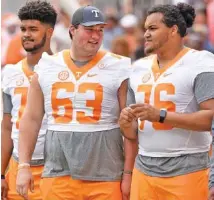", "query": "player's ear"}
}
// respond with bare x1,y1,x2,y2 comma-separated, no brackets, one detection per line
69,25,76,39
46,27,54,39
171,25,179,37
